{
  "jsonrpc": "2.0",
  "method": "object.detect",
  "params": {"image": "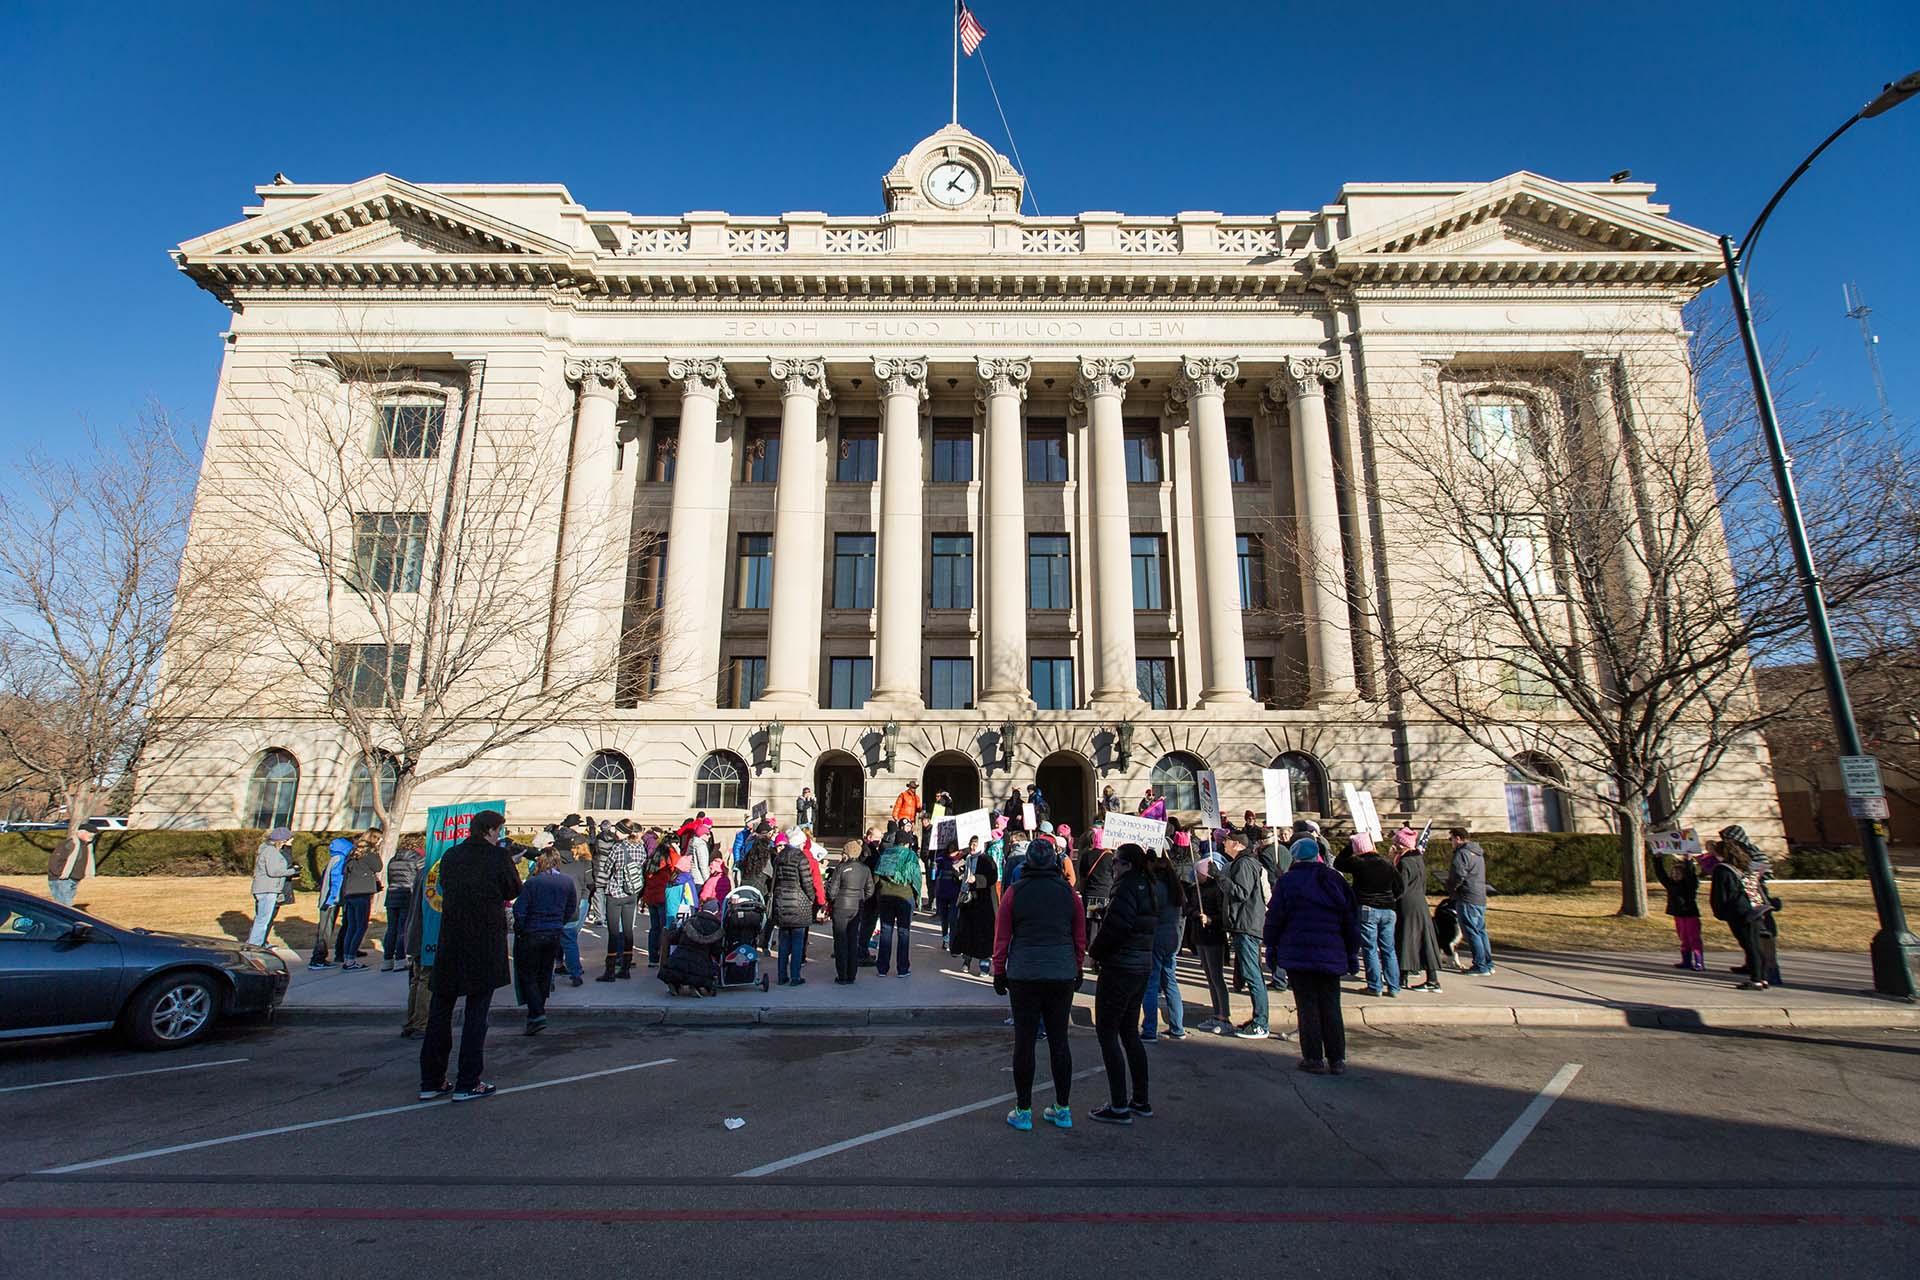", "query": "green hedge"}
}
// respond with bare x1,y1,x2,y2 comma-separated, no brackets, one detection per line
1777,844,1870,879
1419,832,1612,896
0,830,360,890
